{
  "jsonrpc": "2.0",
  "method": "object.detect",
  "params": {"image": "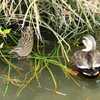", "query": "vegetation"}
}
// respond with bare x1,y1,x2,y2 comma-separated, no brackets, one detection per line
0,0,100,95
